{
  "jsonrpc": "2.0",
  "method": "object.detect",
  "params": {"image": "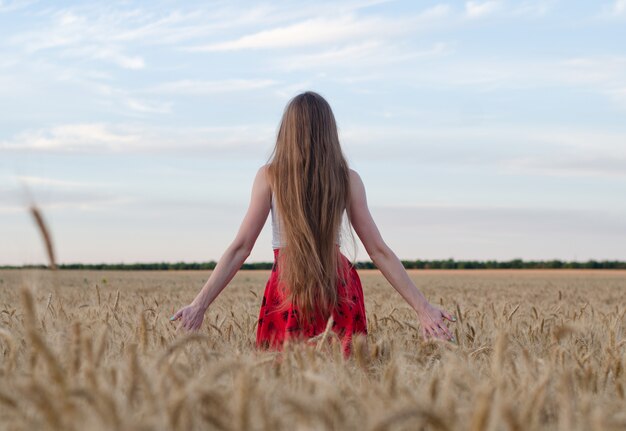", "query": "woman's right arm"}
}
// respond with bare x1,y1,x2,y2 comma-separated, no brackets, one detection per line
171,165,271,331
347,169,456,341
